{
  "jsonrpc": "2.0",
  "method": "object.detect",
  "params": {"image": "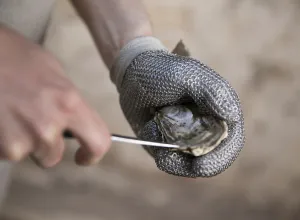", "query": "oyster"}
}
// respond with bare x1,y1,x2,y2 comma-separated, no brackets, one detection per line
154,105,228,157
